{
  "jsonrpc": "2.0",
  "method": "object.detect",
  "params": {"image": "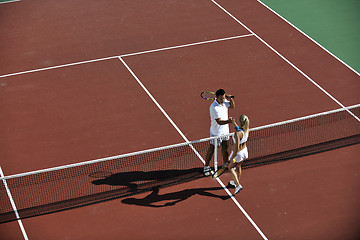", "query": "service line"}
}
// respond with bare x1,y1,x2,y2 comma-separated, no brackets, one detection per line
0,34,254,79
